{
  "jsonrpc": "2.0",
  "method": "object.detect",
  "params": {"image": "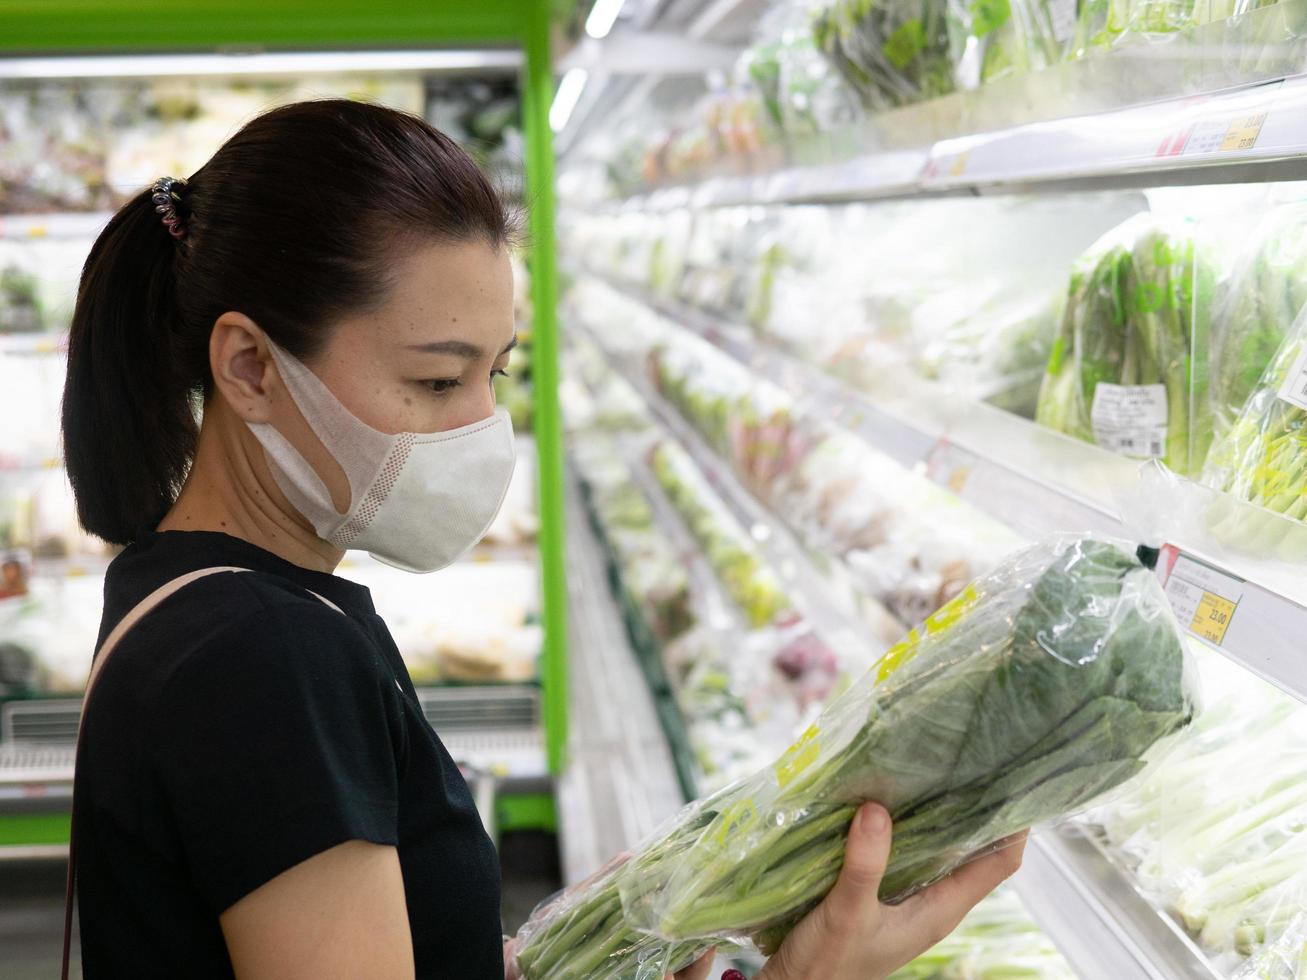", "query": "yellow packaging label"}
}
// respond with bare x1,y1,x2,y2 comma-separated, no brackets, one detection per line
775,724,821,788
924,584,980,635
710,797,759,847
875,584,980,683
